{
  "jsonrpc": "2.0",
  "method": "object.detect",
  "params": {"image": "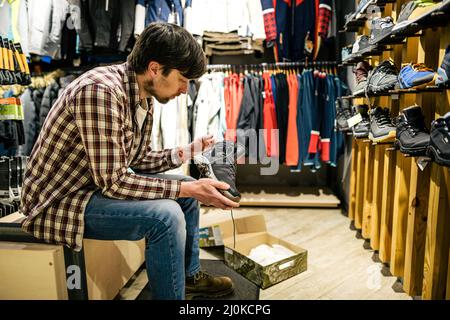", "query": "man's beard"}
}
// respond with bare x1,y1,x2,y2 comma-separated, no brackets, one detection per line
142,78,170,104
